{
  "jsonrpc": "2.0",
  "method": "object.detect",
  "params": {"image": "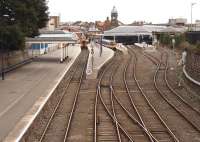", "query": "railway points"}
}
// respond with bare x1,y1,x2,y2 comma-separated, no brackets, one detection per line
2,44,200,142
